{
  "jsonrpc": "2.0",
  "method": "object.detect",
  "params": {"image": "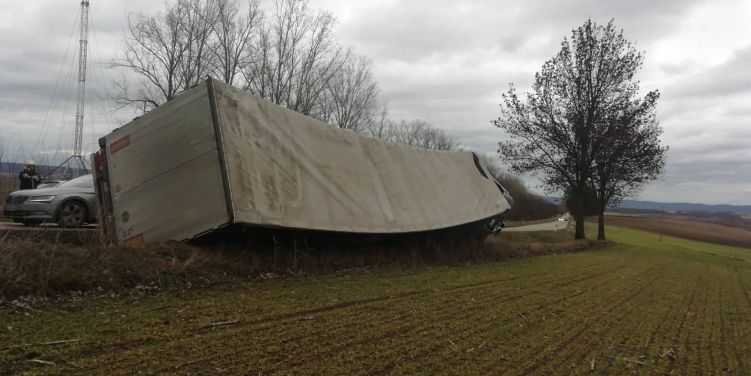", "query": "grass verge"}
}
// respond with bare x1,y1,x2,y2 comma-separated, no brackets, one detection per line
0,225,590,301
